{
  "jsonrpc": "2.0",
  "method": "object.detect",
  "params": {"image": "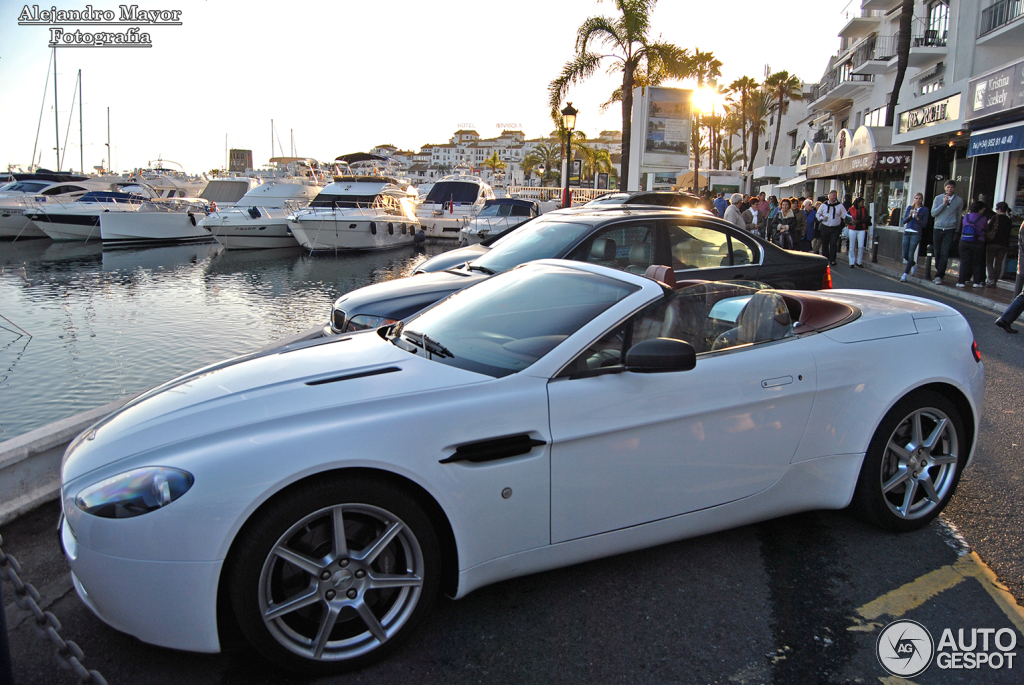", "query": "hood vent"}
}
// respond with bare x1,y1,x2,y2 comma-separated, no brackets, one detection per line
306,366,401,386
